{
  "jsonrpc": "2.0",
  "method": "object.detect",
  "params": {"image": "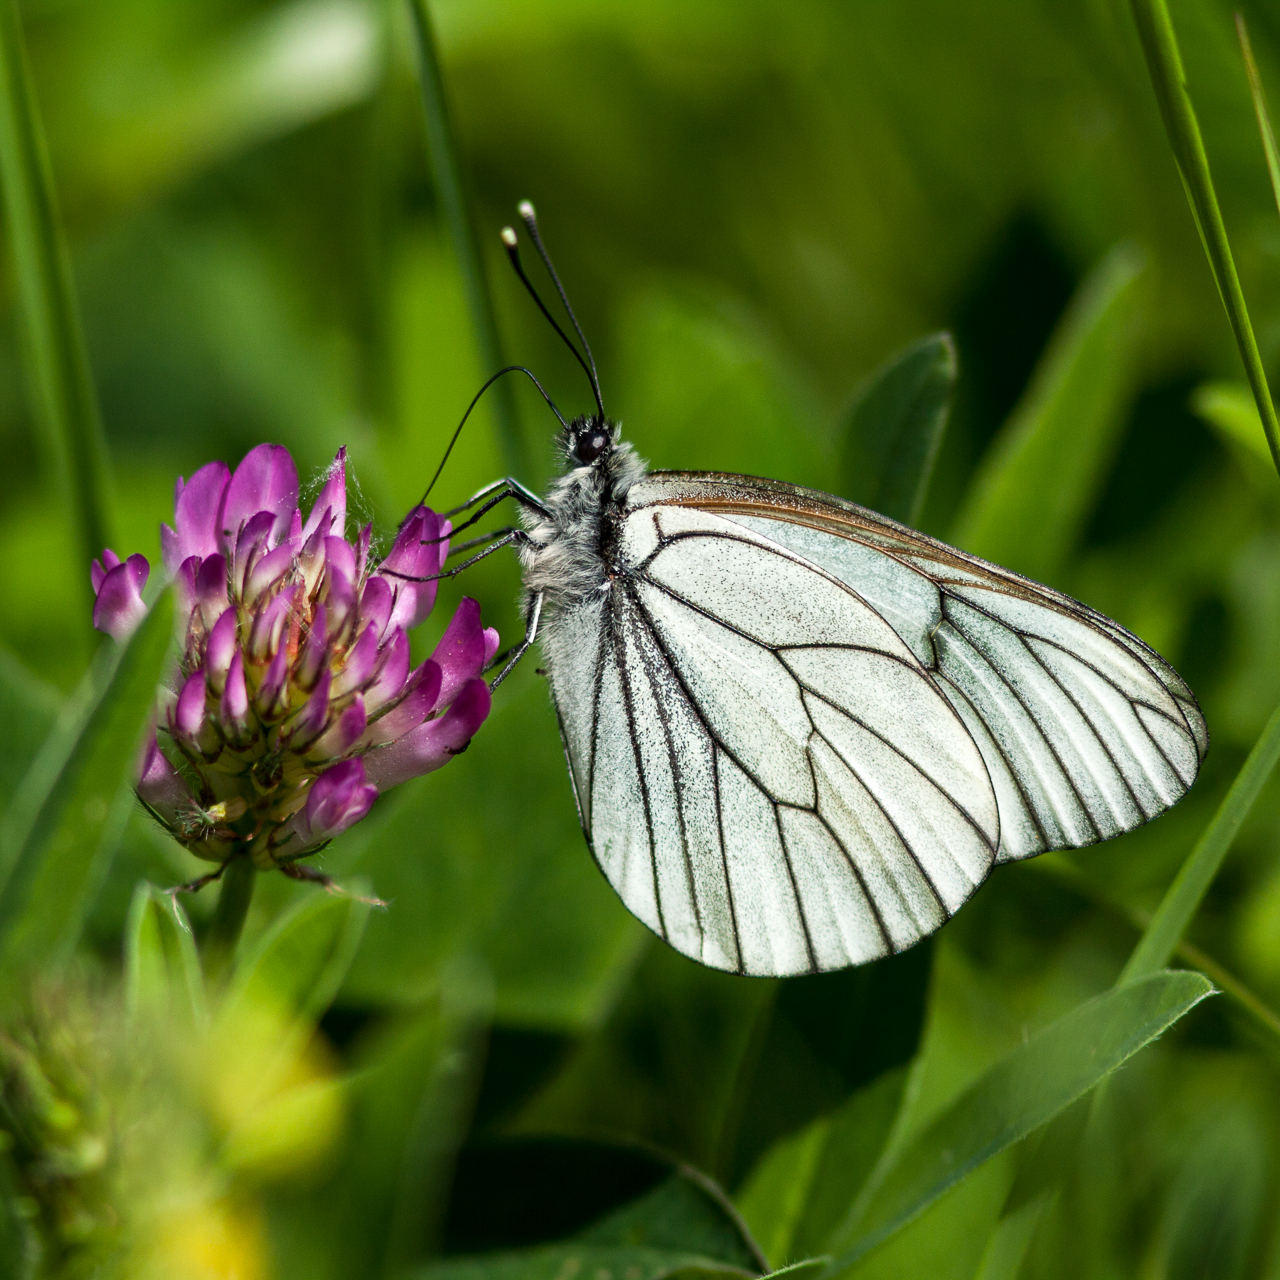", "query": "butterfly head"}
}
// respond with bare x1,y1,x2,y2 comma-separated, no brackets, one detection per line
565,414,618,468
